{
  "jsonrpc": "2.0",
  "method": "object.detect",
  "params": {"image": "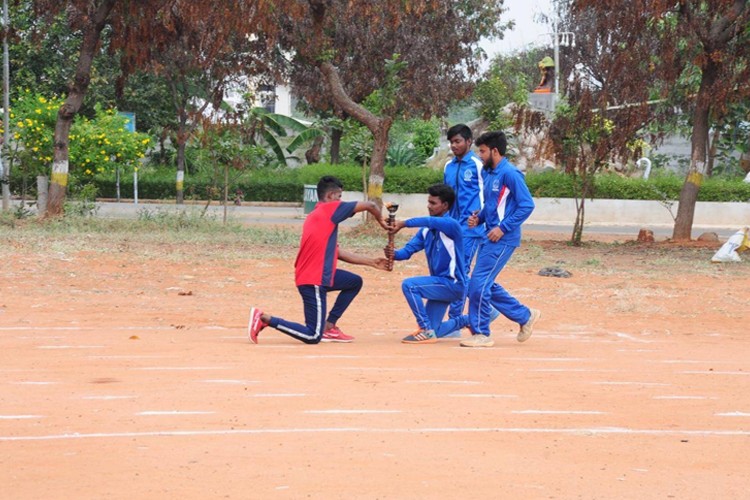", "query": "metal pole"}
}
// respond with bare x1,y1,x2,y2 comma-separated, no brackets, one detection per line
553,1,560,96
1,0,10,210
